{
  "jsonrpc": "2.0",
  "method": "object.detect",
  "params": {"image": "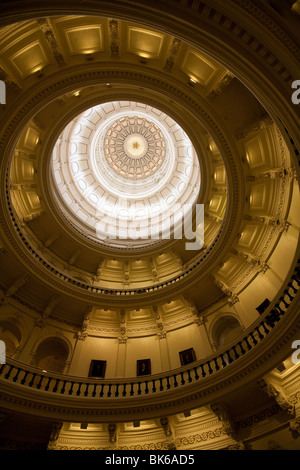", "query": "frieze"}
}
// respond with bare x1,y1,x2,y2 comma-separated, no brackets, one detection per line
175,426,225,447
